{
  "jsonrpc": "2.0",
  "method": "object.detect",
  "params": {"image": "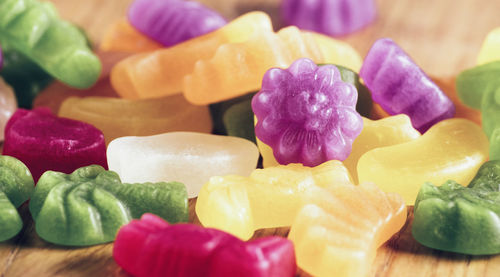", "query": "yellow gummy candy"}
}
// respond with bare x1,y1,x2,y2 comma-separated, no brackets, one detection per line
477,27,500,65
195,160,353,240
357,118,489,204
